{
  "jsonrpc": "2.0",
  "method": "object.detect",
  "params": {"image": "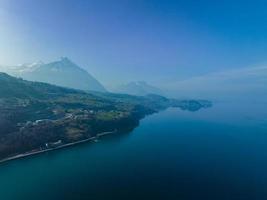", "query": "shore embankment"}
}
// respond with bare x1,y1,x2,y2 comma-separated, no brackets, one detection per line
0,130,116,164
